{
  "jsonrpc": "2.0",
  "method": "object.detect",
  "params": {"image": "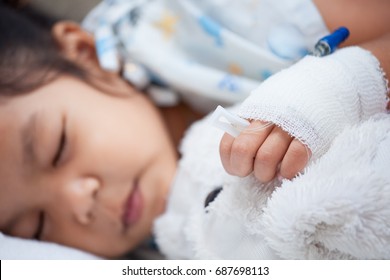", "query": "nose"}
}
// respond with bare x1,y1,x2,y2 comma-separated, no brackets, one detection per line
65,177,100,225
